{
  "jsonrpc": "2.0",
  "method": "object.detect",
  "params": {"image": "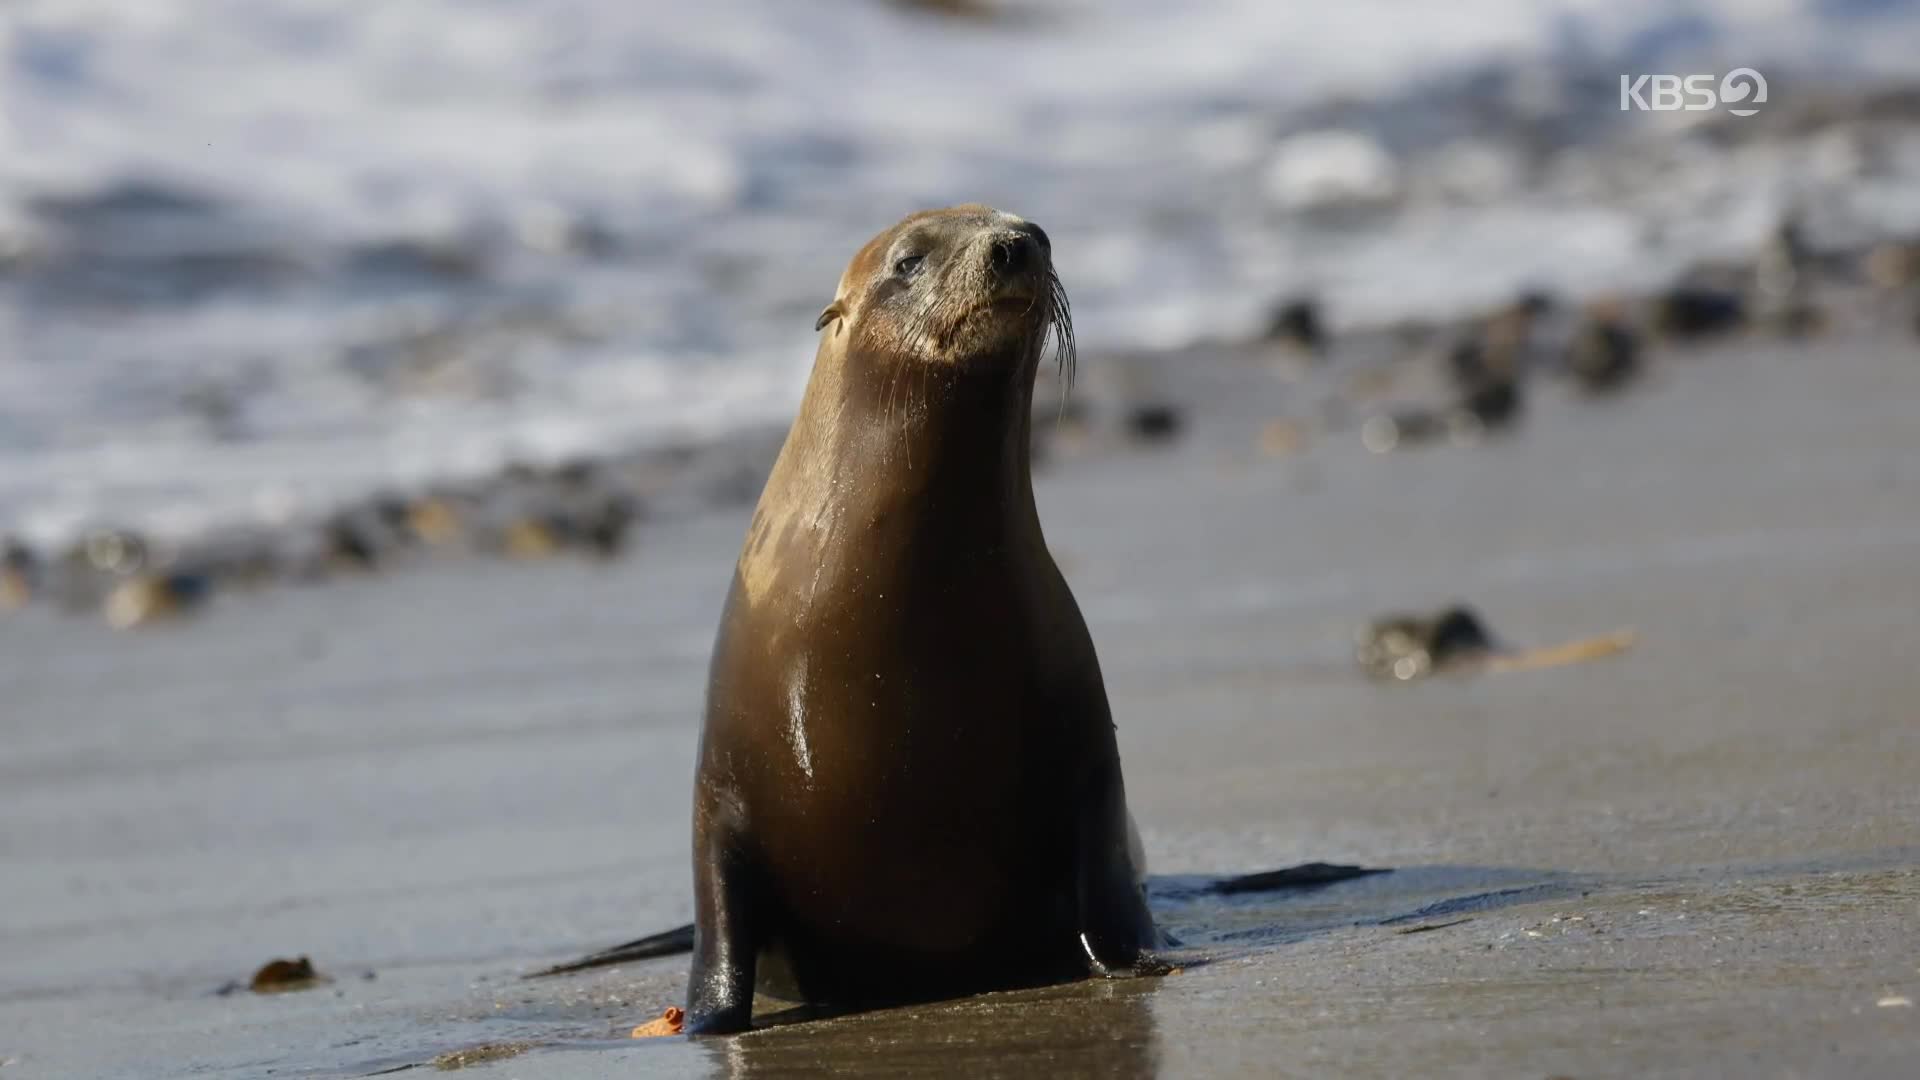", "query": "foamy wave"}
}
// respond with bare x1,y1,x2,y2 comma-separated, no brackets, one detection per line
3,0,1919,542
